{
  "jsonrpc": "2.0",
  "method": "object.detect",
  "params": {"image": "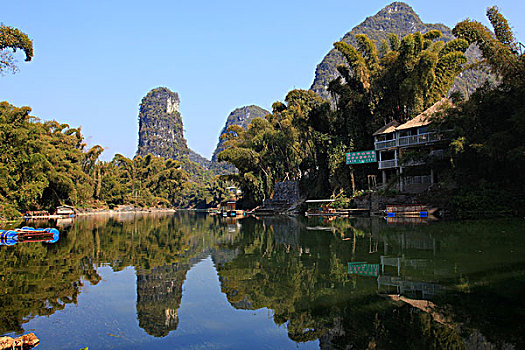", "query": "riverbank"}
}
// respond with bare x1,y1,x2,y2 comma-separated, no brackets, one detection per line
76,207,178,217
